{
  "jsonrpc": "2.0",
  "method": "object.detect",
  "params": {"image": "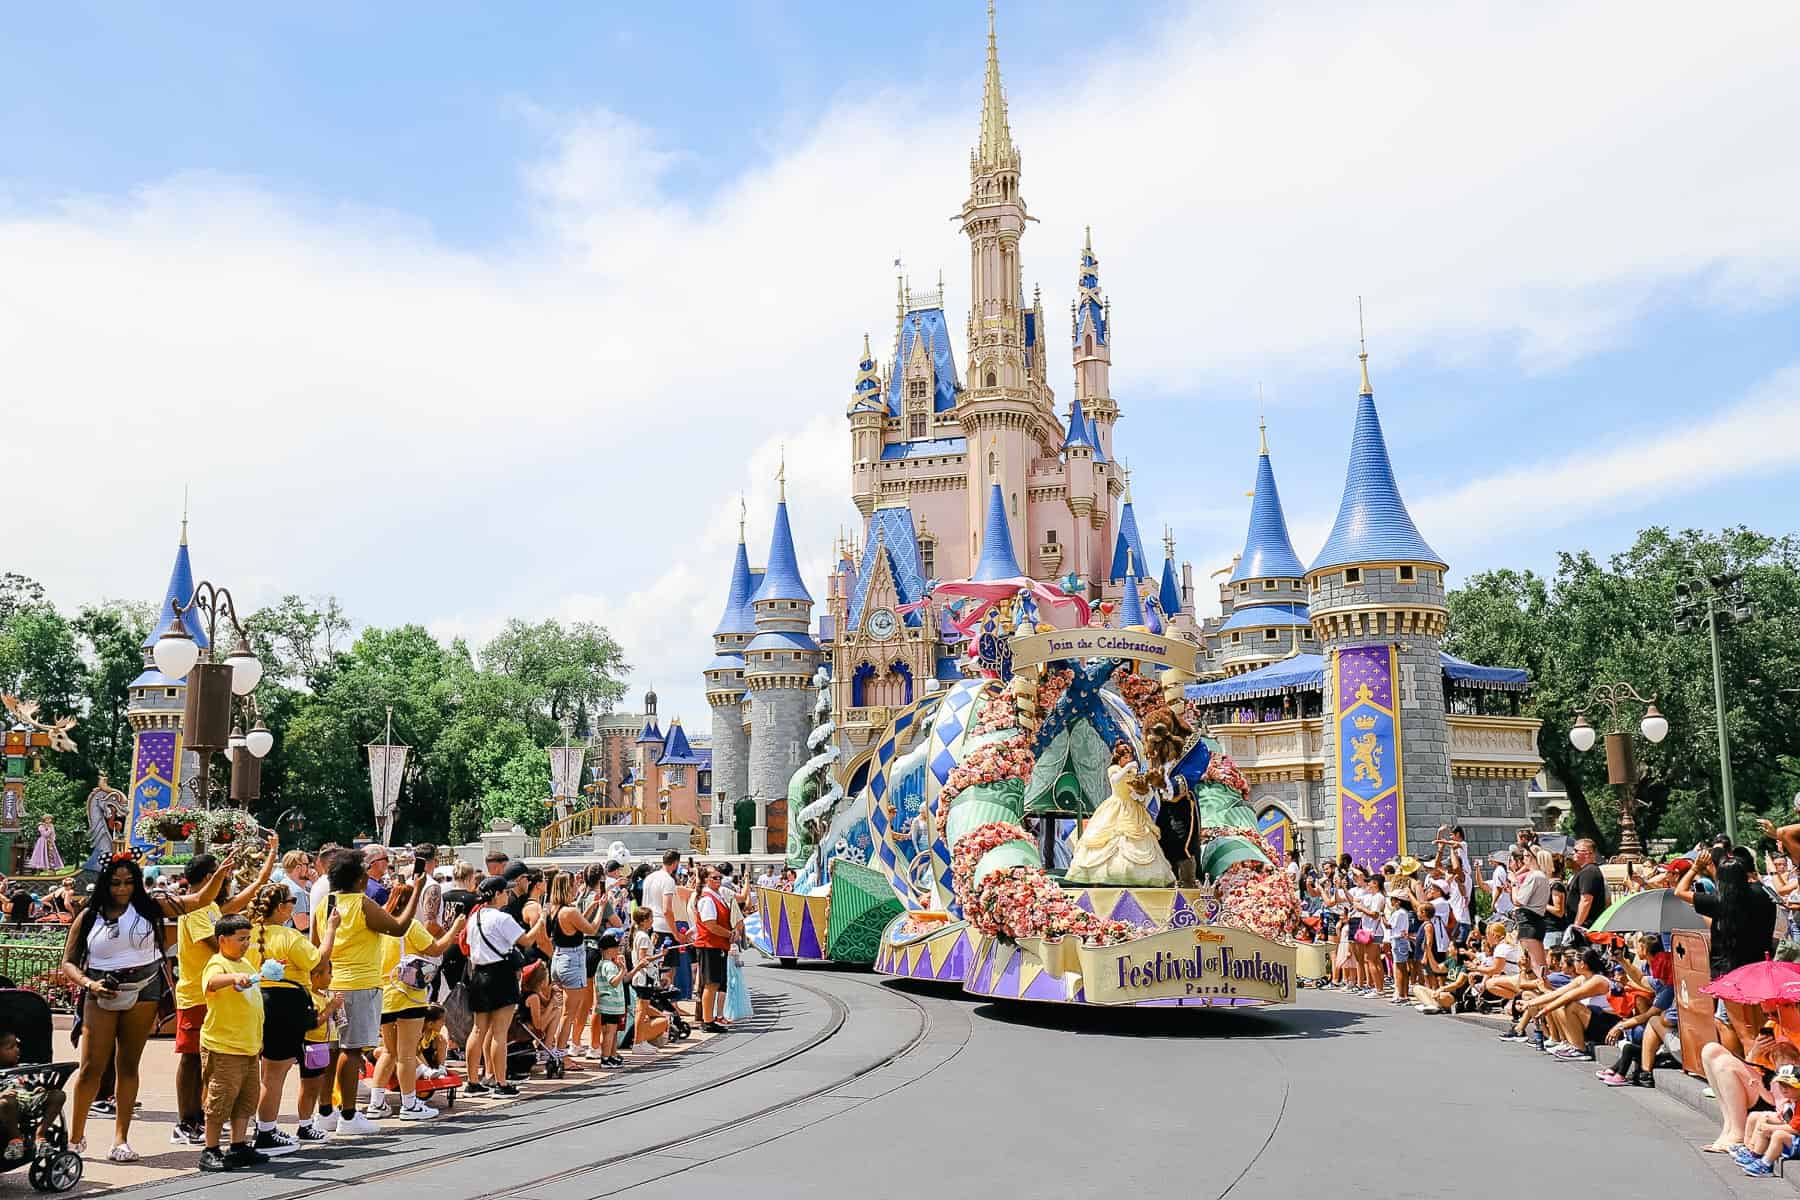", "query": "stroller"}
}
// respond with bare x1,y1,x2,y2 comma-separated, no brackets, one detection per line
0,990,82,1192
